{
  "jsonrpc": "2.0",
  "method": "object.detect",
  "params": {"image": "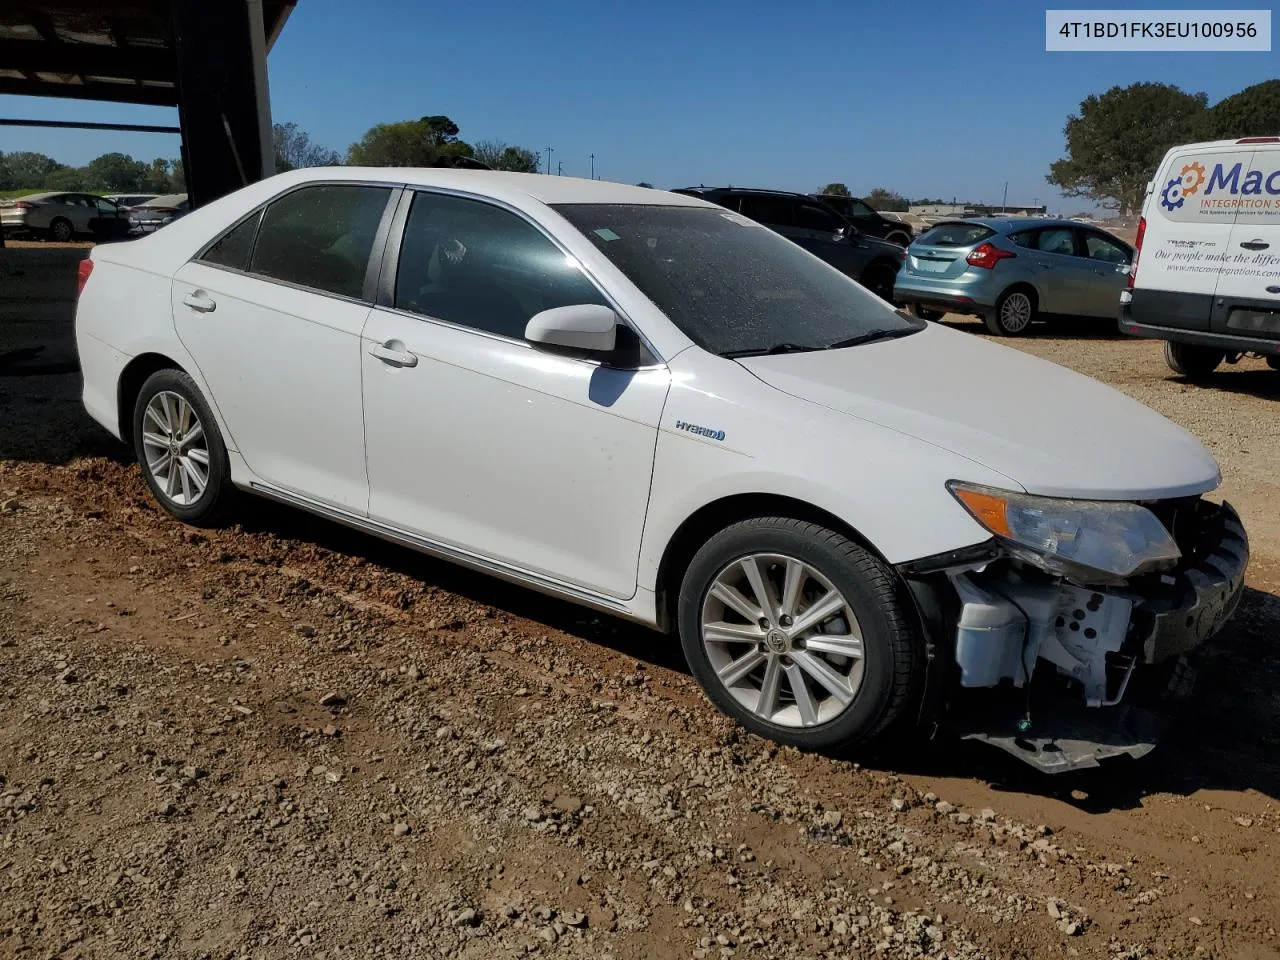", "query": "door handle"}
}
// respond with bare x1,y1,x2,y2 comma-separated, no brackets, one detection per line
182,292,216,313
368,341,418,368
1241,240,1270,251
